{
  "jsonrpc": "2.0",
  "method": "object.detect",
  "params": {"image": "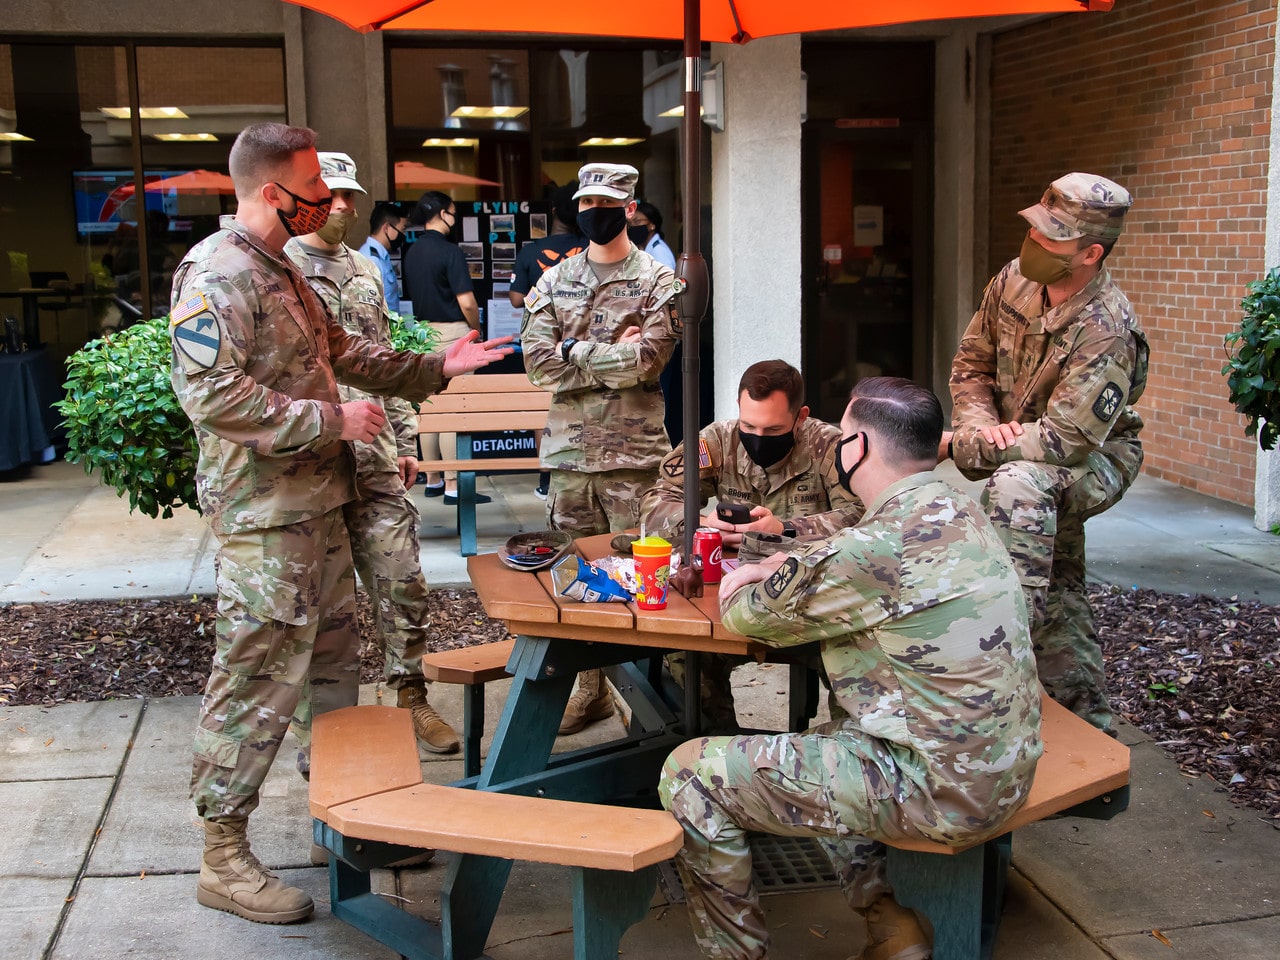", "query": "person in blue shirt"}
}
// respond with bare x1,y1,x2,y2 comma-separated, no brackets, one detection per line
359,202,408,315
627,200,676,270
